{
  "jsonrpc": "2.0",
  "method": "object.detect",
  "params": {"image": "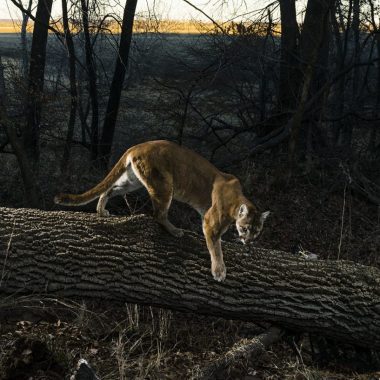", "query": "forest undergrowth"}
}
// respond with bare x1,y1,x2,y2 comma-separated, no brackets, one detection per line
0,146,379,379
